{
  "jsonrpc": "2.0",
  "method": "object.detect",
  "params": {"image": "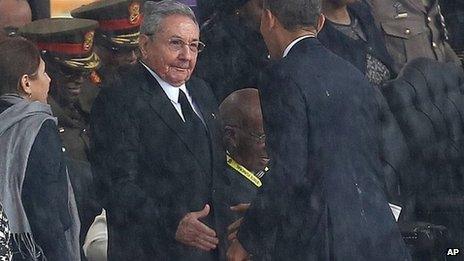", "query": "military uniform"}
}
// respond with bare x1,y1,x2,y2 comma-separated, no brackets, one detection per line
368,0,460,72
71,0,143,87
47,83,99,162
19,18,102,258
